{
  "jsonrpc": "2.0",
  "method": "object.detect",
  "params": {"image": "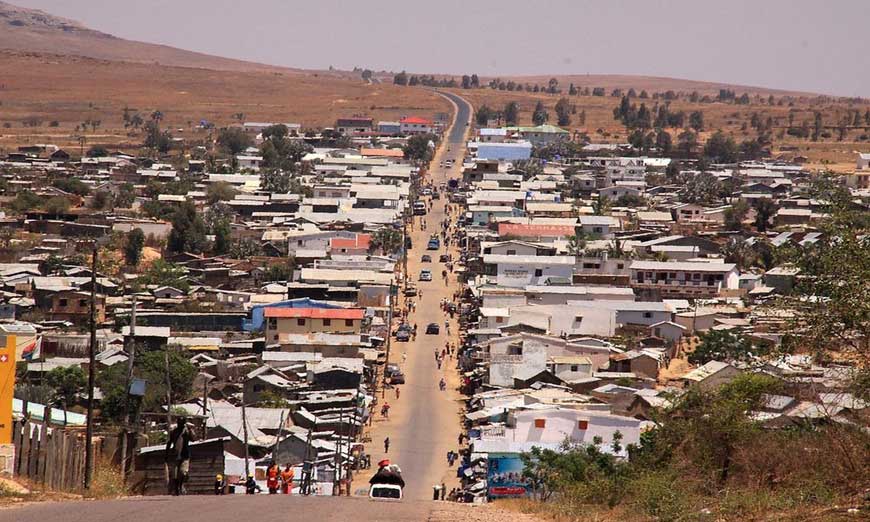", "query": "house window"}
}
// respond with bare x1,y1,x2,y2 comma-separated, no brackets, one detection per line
345,319,354,327
534,269,543,277
593,227,603,234
323,319,332,326
273,334,279,341
643,312,653,319
578,420,589,430
58,299,67,307
508,345,523,356
496,317,504,324
506,249,516,255
570,365,579,372
617,263,624,270
268,318,277,328
693,273,701,280
297,318,306,326
534,419,546,429
79,299,88,307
